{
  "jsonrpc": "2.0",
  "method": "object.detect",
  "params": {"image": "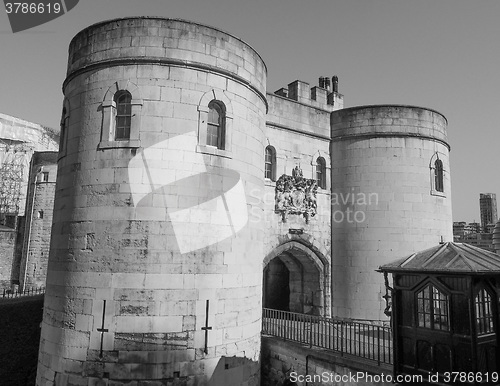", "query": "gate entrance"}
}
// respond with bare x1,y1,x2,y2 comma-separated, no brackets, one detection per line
263,257,290,311
263,241,328,316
